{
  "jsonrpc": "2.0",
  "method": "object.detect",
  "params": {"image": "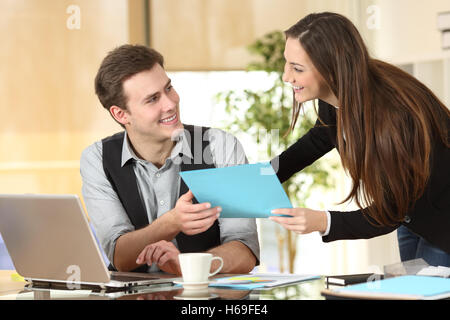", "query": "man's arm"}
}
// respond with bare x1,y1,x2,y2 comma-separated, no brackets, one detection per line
81,142,172,272
207,241,257,274
81,142,220,272
136,239,256,276
115,191,220,271
113,210,179,271
81,142,139,268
